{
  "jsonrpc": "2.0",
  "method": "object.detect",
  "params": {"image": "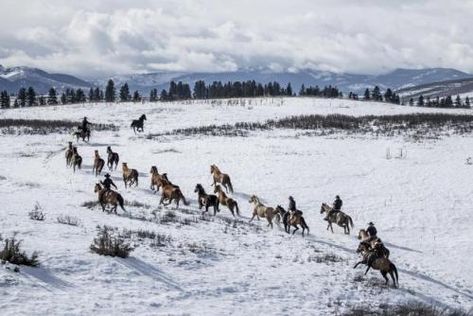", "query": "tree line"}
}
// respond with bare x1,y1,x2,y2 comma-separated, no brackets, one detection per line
0,79,471,109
